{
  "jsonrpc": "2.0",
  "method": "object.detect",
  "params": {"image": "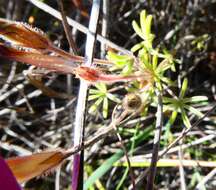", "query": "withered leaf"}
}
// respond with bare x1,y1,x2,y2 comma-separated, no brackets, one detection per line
0,43,78,73
6,149,68,183
0,18,51,51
